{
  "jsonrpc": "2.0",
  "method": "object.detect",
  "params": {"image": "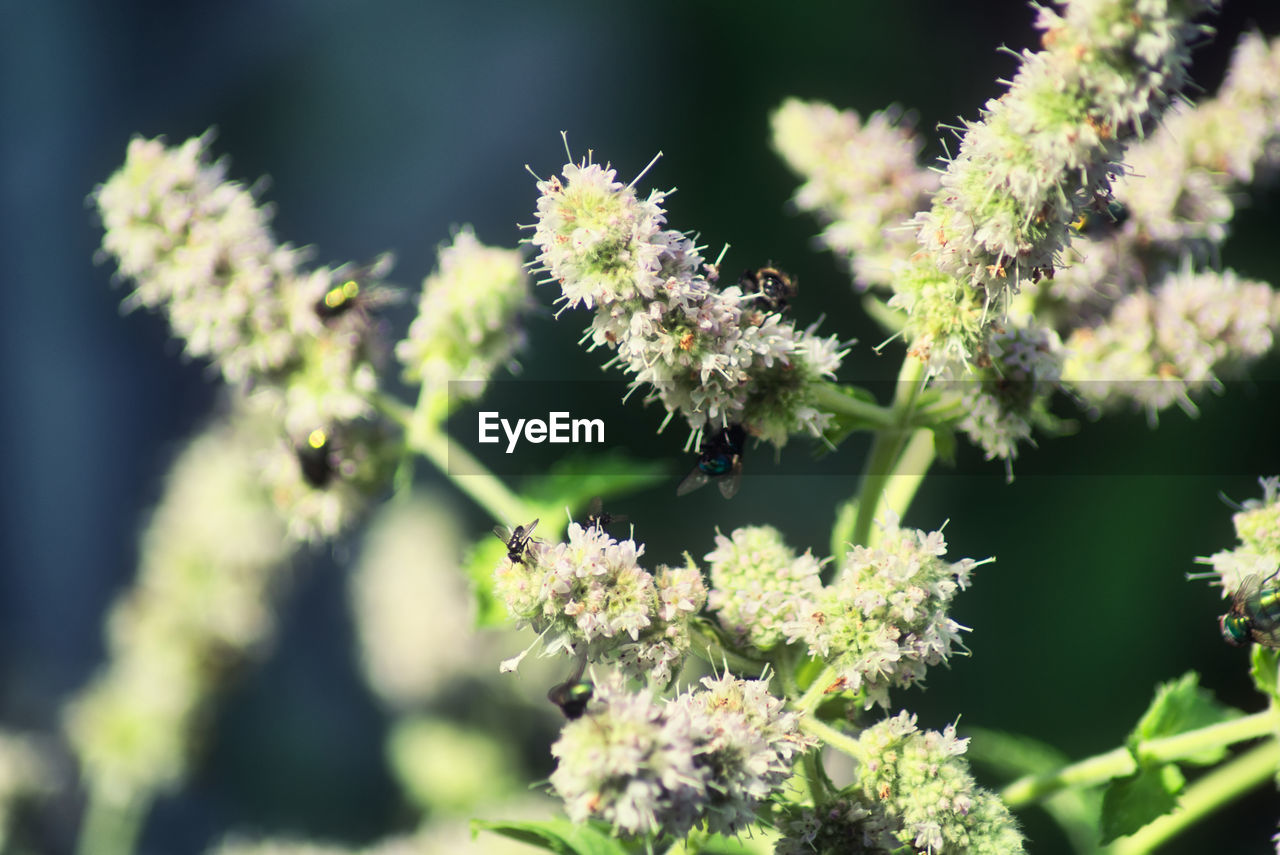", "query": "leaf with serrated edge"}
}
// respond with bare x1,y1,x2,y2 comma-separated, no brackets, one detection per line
1100,764,1184,845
